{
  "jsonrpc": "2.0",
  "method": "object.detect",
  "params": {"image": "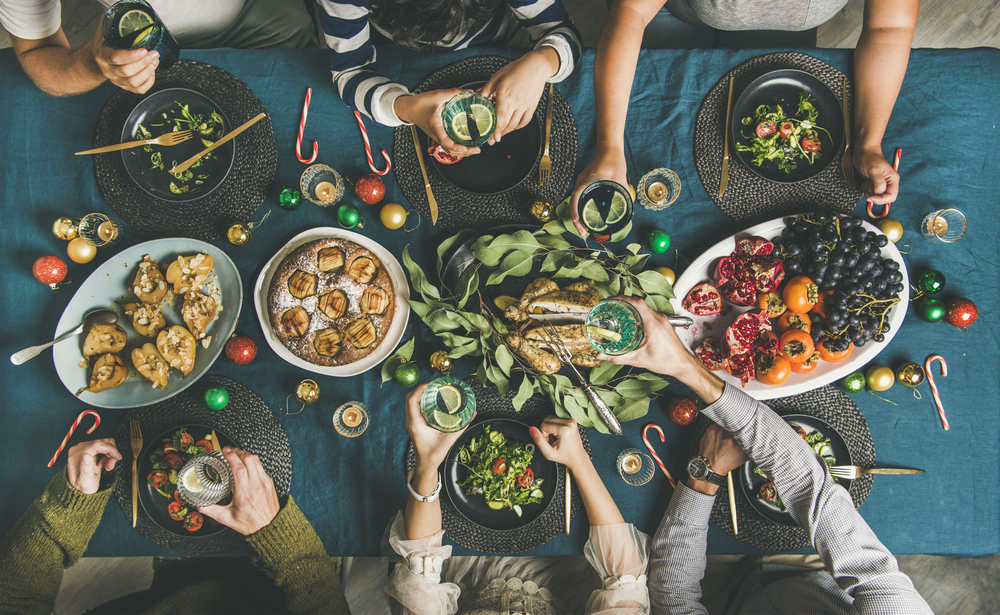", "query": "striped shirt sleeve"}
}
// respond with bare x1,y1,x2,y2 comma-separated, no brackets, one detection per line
504,0,581,82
